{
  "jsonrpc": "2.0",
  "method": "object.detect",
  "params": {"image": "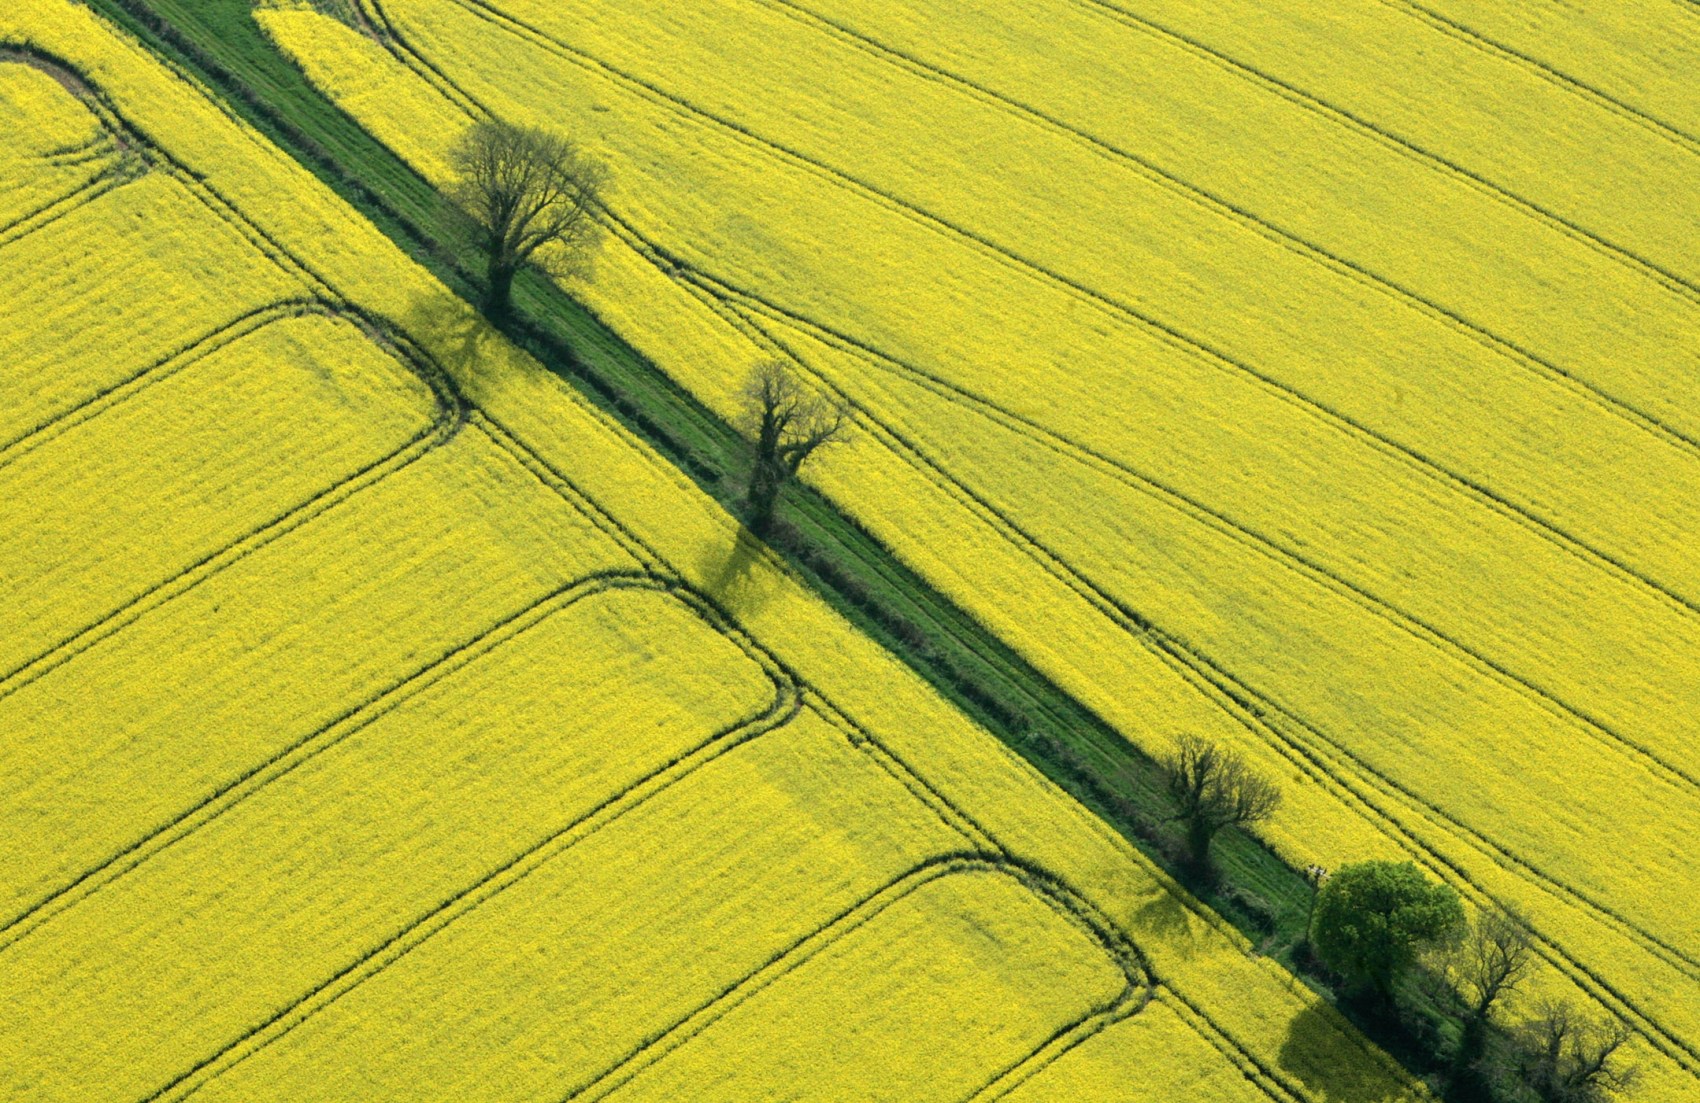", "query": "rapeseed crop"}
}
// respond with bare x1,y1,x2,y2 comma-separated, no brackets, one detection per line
0,62,113,231
183,713,966,1101
0,314,436,674
0,1,1420,1099
259,0,1700,1095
